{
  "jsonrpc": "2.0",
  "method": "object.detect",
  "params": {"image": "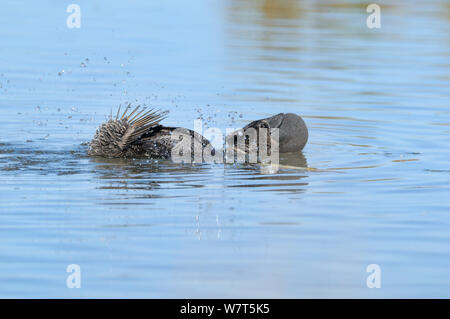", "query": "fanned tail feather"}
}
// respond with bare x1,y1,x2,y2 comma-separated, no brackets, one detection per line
116,105,169,150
